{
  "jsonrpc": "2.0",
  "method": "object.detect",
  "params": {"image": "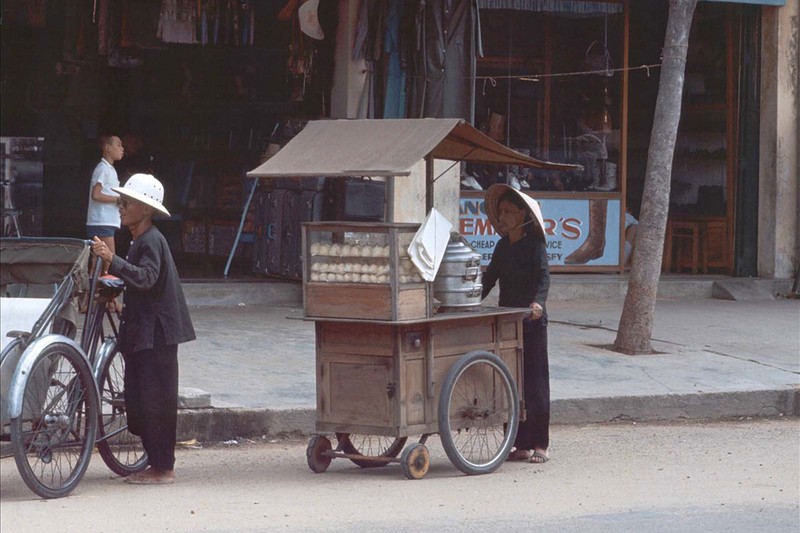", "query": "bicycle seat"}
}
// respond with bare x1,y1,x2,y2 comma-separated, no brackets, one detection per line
98,275,125,290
